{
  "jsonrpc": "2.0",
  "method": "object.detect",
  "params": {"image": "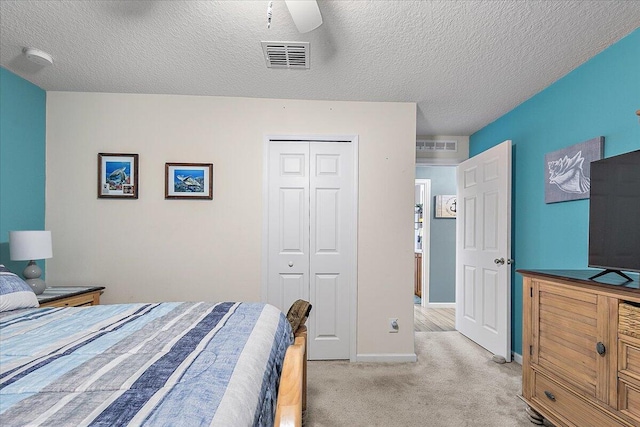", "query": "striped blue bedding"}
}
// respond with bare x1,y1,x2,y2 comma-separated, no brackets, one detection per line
0,302,293,426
